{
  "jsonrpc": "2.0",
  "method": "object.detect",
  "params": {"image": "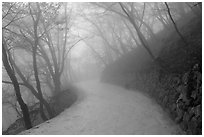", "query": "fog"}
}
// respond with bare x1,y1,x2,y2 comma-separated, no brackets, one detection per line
2,2,201,134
